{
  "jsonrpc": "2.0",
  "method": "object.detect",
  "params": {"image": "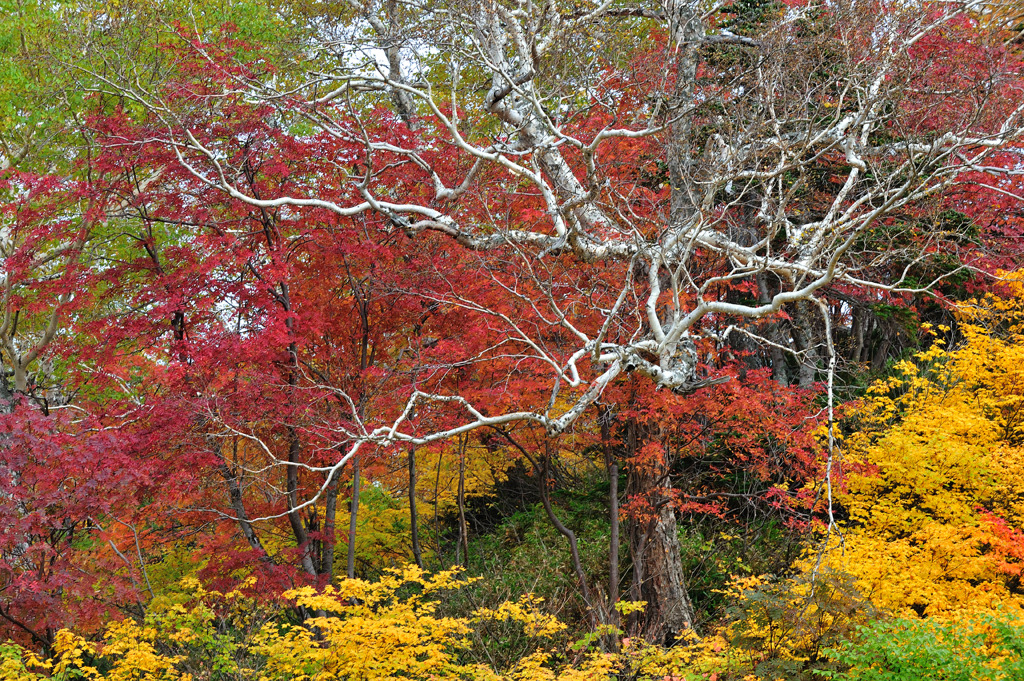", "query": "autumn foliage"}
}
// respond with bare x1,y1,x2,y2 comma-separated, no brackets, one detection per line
814,275,1024,619
3,0,1024,680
